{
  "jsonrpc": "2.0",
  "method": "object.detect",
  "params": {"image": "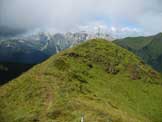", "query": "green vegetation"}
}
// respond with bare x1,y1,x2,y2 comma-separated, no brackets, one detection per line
114,33,162,72
0,39,162,122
